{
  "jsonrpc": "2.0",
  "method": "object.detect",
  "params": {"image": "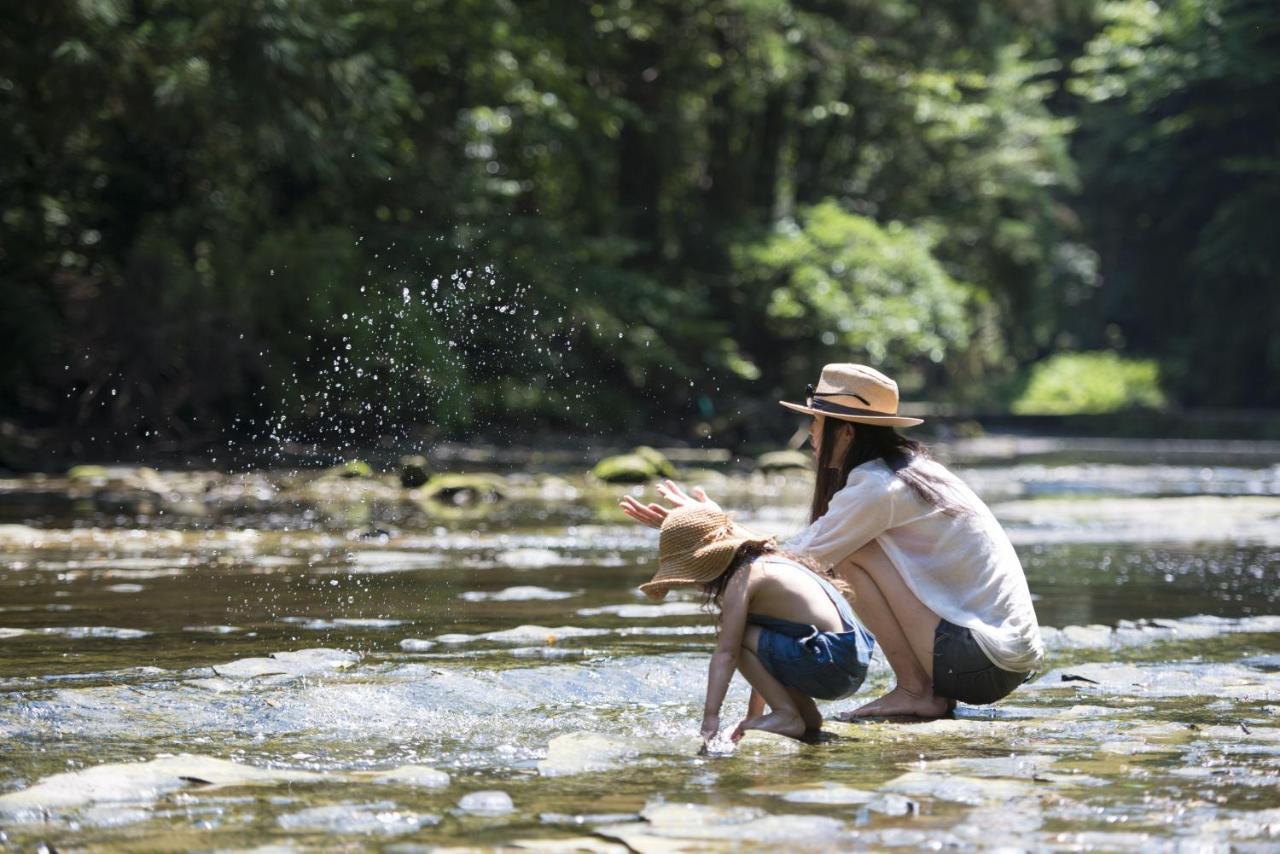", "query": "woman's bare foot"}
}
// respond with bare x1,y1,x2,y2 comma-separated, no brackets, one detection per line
838,685,950,720
733,710,807,740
